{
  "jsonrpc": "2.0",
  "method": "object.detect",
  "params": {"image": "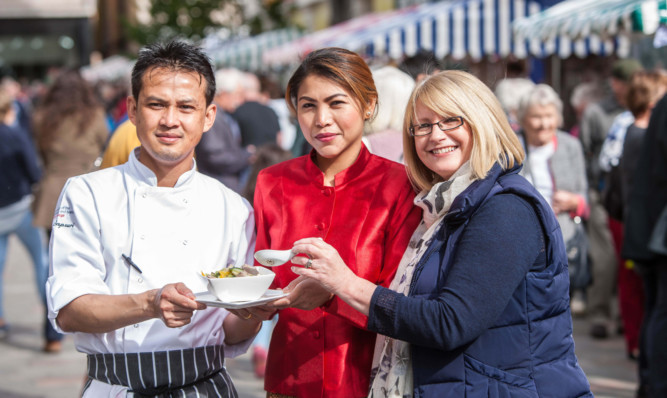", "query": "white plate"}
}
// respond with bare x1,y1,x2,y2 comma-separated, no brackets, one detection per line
194,289,288,309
